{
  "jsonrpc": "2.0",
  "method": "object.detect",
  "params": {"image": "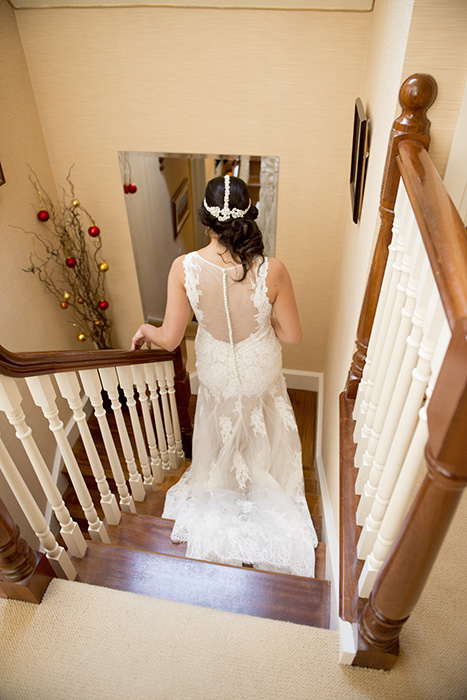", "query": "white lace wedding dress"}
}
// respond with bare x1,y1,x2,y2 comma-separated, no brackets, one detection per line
162,250,318,577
